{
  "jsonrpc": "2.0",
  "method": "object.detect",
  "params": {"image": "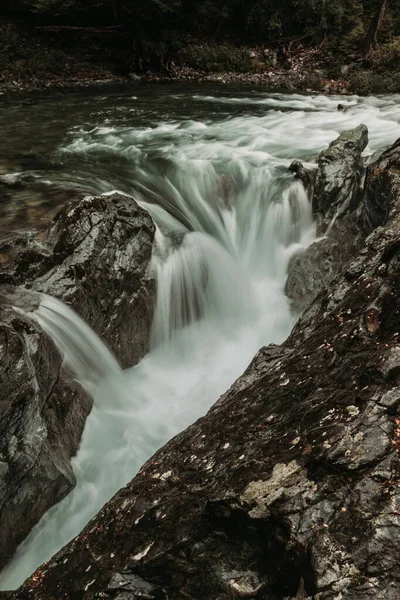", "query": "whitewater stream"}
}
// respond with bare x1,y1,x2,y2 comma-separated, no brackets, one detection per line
1,86,400,590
